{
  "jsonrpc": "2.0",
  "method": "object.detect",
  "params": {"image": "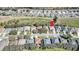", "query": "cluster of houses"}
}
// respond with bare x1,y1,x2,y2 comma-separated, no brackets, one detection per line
0,7,79,51
0,7,79,17
0,25,79,51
